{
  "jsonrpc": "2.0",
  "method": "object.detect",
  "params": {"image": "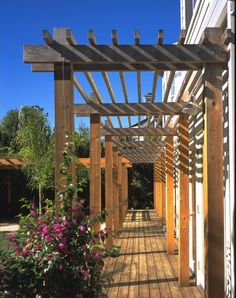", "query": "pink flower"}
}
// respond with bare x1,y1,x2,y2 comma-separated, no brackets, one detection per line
79,225,86,233
44,255,52,261
80,267,89,280
97,231,104,239
89,208,95,216
45,235,53,243
72,219,77,225
37,217,43,224
31,210,37,216
62,219,69,227
94,251,102,260
54,216,60,223
58,242,67,250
